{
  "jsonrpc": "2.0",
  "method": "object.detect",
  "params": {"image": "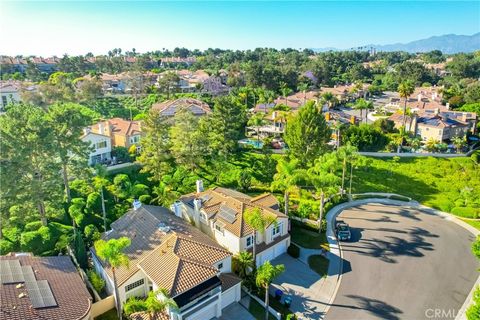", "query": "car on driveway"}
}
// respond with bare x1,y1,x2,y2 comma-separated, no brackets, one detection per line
335,220,351,241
